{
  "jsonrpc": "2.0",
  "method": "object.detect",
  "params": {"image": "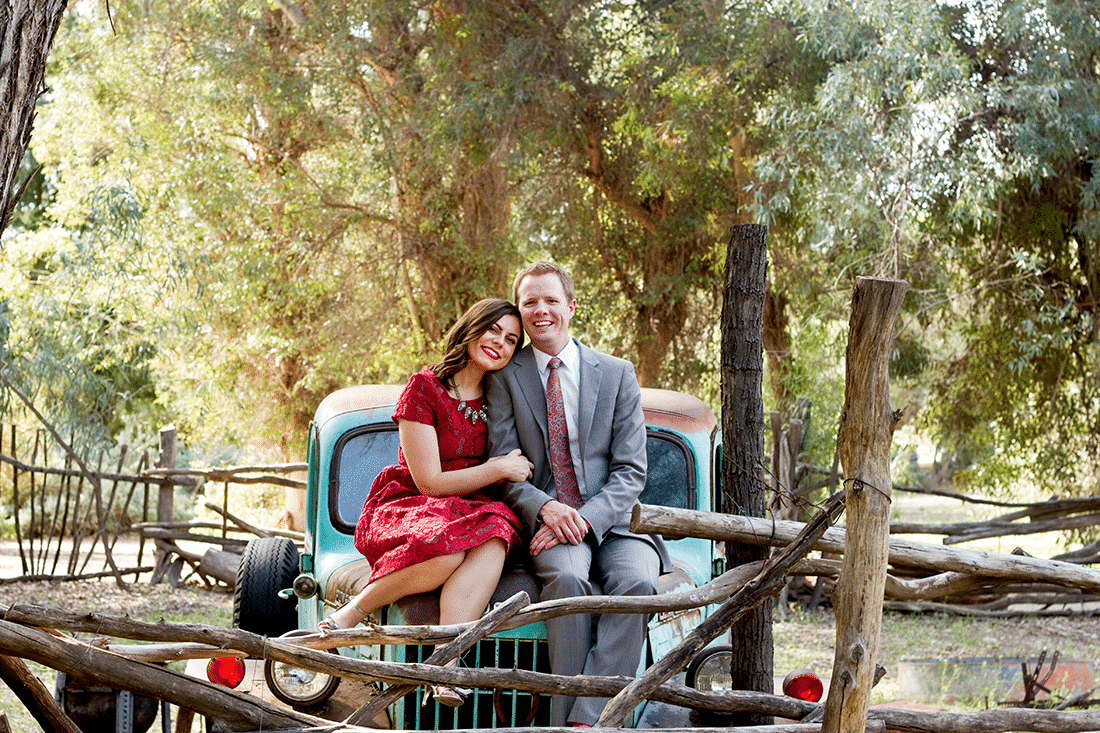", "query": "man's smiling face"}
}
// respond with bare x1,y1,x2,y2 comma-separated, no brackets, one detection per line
516,272,576,356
